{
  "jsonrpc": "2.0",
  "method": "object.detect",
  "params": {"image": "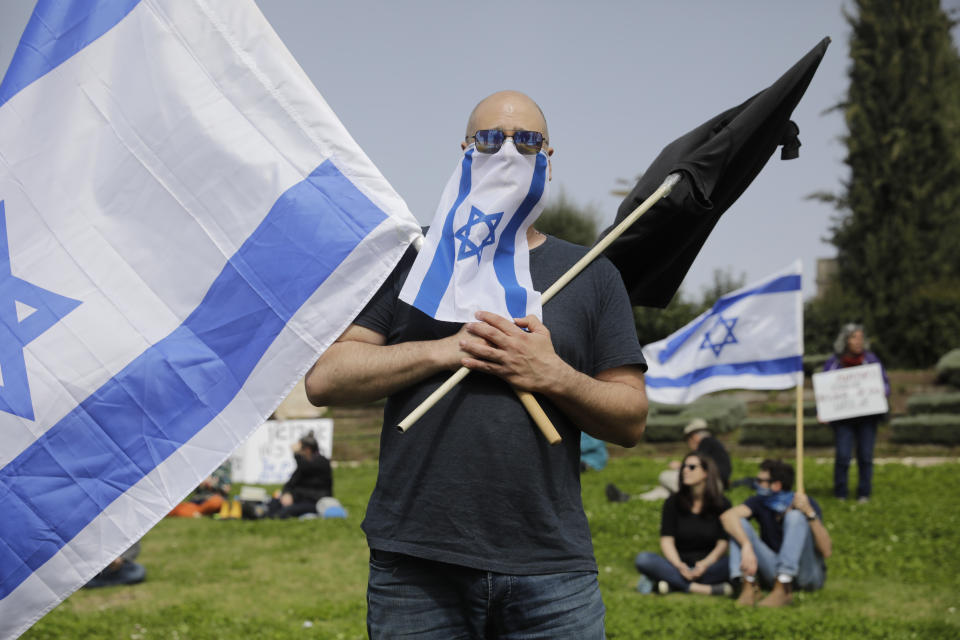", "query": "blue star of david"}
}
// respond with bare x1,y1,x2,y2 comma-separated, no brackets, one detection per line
699,313,738,357
454,206,503,263
0,201,82,420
